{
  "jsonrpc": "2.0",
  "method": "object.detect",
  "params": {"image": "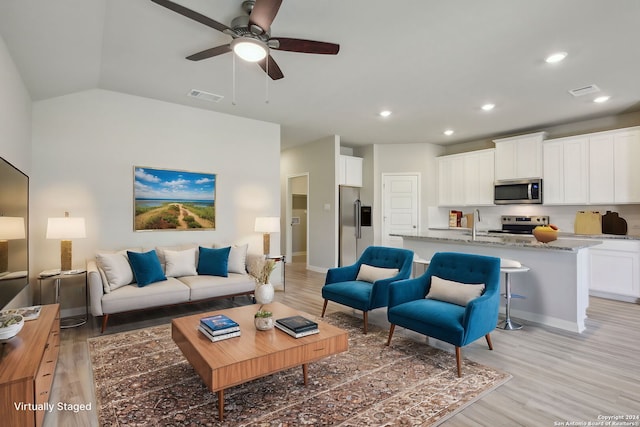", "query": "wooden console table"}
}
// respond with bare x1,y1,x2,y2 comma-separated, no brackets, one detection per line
0,304,60,427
